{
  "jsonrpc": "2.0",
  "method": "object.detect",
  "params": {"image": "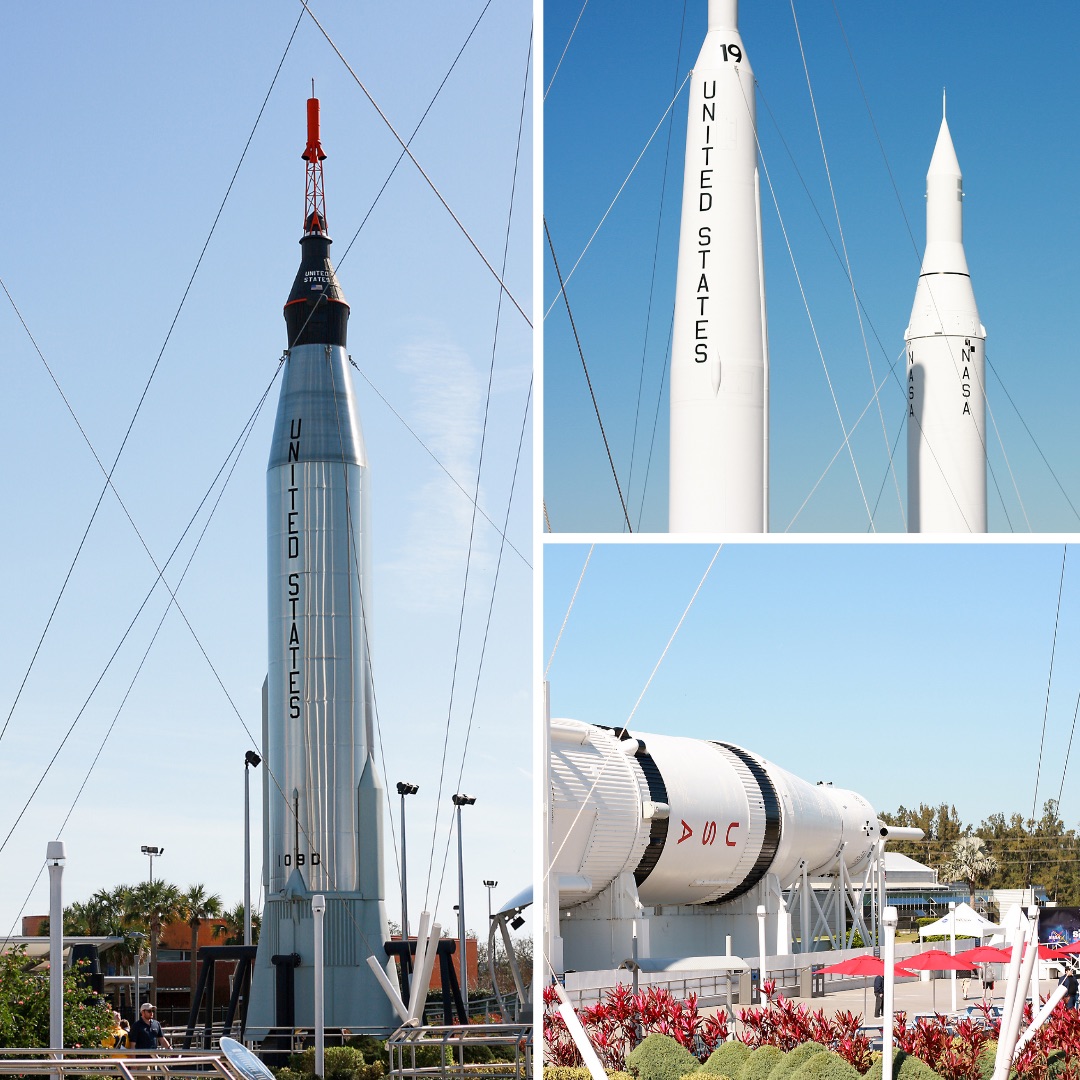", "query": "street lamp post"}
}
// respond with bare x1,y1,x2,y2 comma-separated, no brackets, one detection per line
244,751,262,947
483,880,498,995
131,932,146,1015
312,894,326,1079
452,794,476,995
140,845,163,883
882,906,898,1080
949,900,957,1013
47,841,65,1067
483,880,498,925
396,782,419,963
